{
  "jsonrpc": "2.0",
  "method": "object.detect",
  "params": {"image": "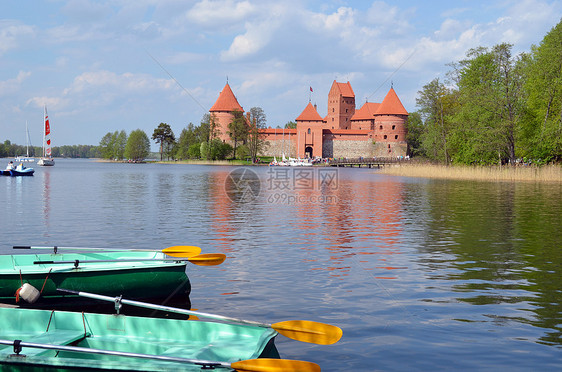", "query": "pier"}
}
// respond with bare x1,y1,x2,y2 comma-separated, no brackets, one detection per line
328,157,409,168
